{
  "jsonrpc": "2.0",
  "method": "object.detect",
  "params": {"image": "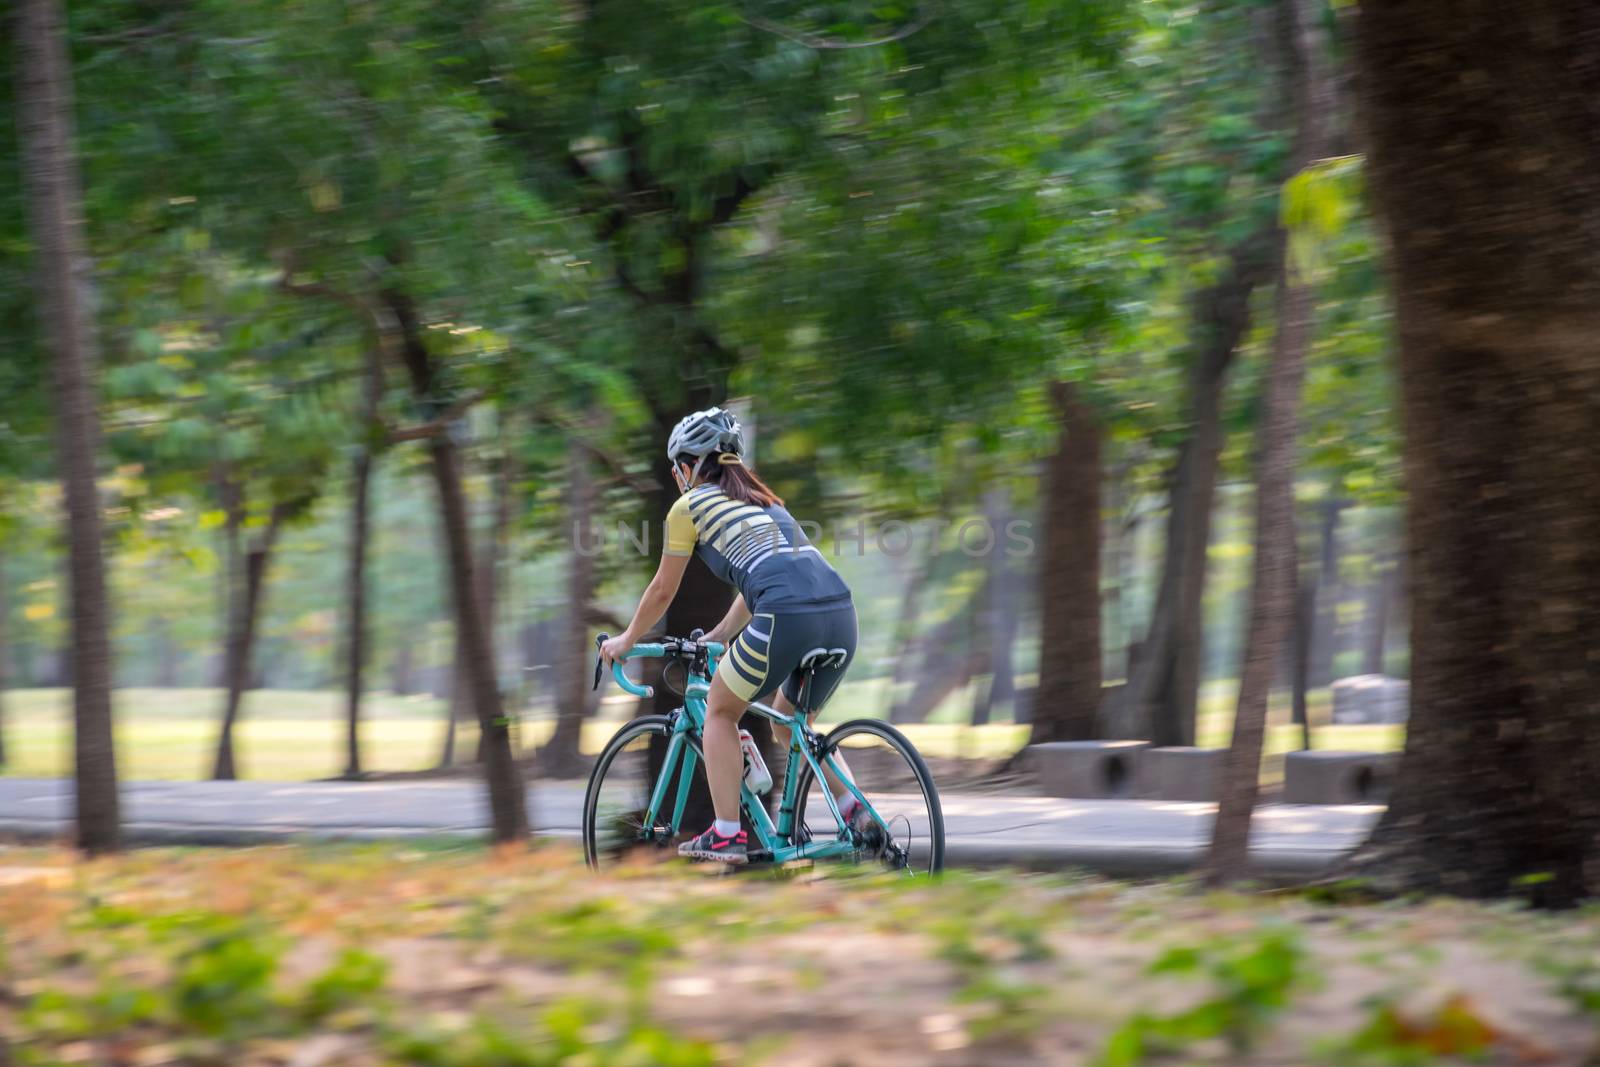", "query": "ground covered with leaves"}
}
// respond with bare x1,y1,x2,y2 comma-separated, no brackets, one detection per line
2,844,1597,1066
